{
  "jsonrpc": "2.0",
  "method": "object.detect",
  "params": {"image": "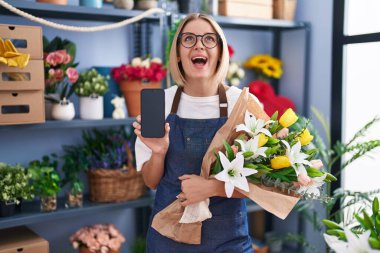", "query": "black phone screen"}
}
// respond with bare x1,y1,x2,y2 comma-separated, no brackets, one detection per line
141,88,165,138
